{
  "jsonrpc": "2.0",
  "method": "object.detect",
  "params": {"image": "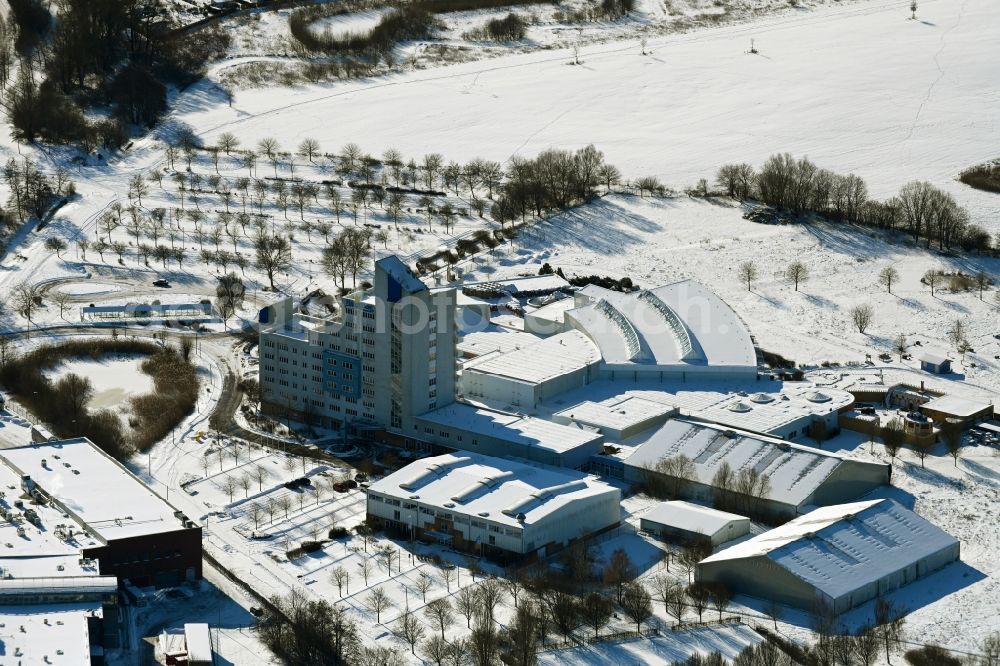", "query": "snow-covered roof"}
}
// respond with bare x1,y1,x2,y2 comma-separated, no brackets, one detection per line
0,576,118,598
461,330,601,385
376,255,426,293
0,602,101,666
369,452,619,528
553,396,676,432
919,351,950,366
457,328,542,358
642,500,749,537
416,404,603,454
184,623,213,662
0,439,195,542
566,280,756,369
540,380,854,438
921,395,993,418
524,297,577,323
701,499,959,600
624,420,880,507
0,458,104,577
